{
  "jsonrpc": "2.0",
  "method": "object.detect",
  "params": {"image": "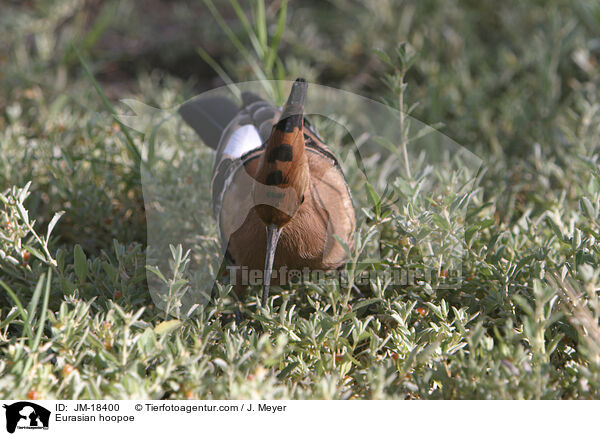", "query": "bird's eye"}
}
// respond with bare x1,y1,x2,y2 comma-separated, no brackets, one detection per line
301,194,305,204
